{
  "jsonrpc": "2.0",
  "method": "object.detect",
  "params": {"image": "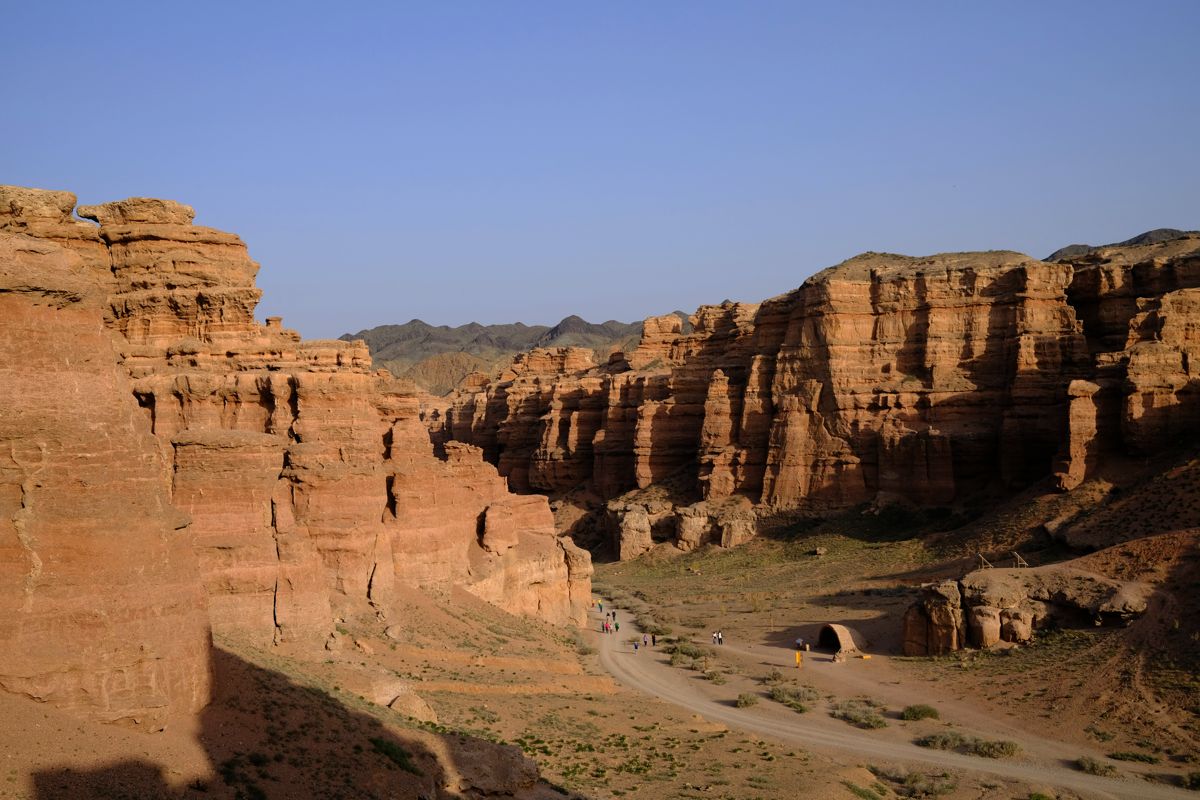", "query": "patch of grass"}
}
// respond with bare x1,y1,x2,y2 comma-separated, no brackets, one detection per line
1107,750,1161,764
831,699,887,729
1074,756,1116,777
735,693,759,708
900,704,939,721
369,737,422,775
